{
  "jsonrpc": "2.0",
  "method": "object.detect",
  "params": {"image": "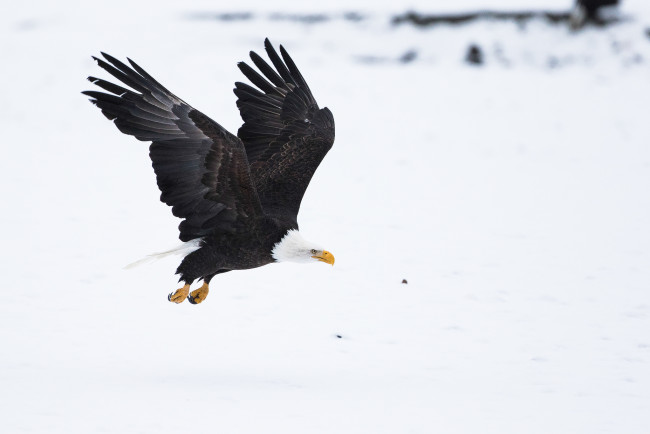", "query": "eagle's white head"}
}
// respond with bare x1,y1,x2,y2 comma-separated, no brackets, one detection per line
271,229,335,265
